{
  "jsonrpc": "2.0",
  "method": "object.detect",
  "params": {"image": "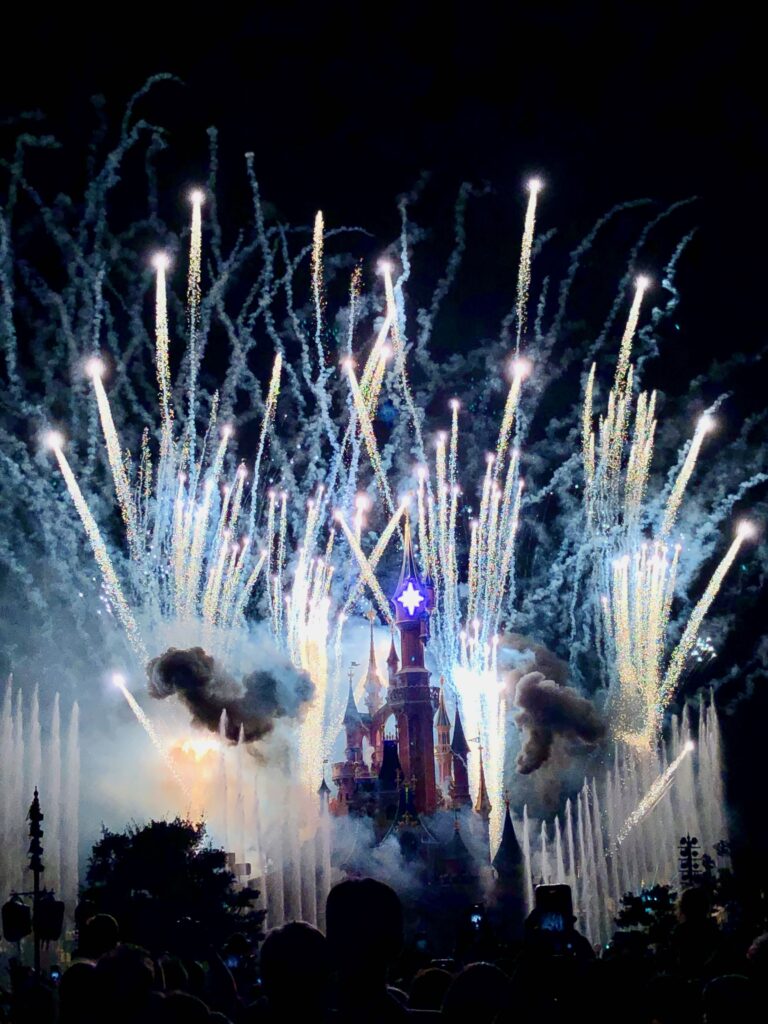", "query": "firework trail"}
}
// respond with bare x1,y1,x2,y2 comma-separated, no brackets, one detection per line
516,179,543,351
615,740,694,846
0,89,761,867
187,189,204,462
